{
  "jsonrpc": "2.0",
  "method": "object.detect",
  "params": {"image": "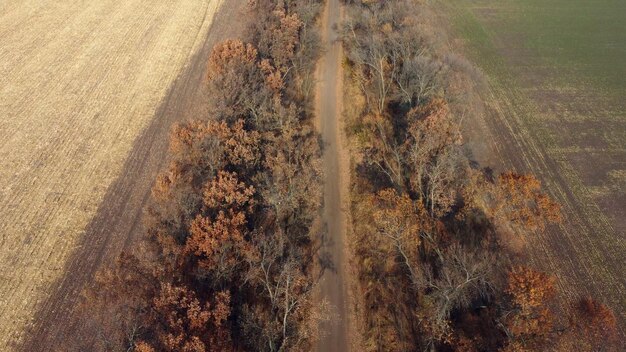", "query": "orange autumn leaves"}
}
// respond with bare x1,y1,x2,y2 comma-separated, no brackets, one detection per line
85,1,326,351
133,286,232,352
502,267,618,351
343,1,618,351
206,40,258,81
186,171,255,271
153,119,259,202
494,172,562,231
505,266,556,344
